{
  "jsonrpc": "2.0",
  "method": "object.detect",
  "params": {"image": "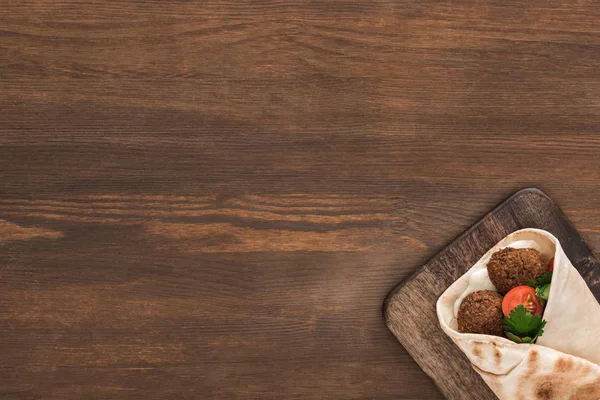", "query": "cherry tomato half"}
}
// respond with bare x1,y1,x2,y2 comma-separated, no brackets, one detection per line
502,286,543,317
547,257,554,272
